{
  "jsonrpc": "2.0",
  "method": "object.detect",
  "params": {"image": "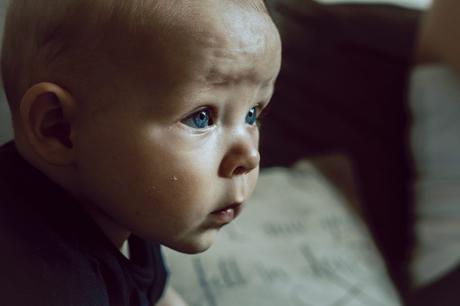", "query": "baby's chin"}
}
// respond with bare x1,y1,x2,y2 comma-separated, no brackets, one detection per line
164,229,220,254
